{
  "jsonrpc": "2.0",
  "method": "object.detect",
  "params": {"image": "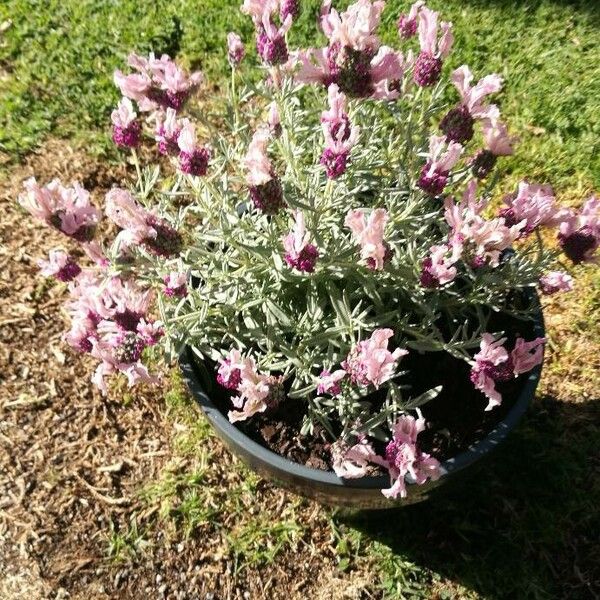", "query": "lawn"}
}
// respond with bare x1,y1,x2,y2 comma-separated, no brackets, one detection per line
1,0,599,598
